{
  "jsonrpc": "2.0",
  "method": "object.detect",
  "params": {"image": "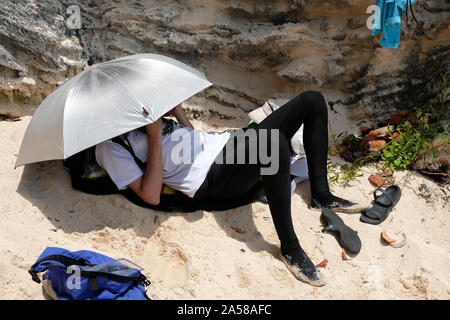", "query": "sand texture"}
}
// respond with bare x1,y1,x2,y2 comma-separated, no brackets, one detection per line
0,115,449,300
